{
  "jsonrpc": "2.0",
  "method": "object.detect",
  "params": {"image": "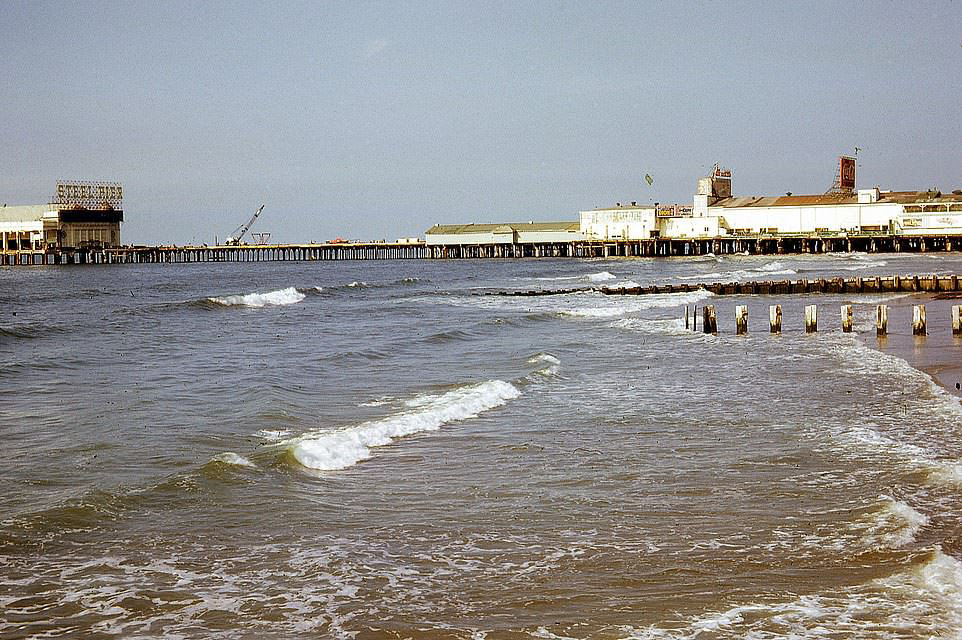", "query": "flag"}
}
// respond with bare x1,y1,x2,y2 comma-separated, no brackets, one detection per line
645,173,653,186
